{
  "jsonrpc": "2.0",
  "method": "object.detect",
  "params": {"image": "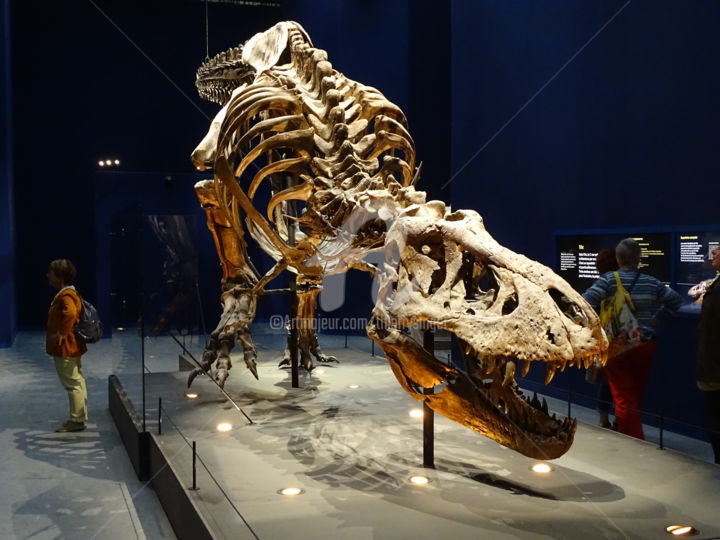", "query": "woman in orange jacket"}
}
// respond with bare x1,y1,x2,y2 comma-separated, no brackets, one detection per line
46,259,88,432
